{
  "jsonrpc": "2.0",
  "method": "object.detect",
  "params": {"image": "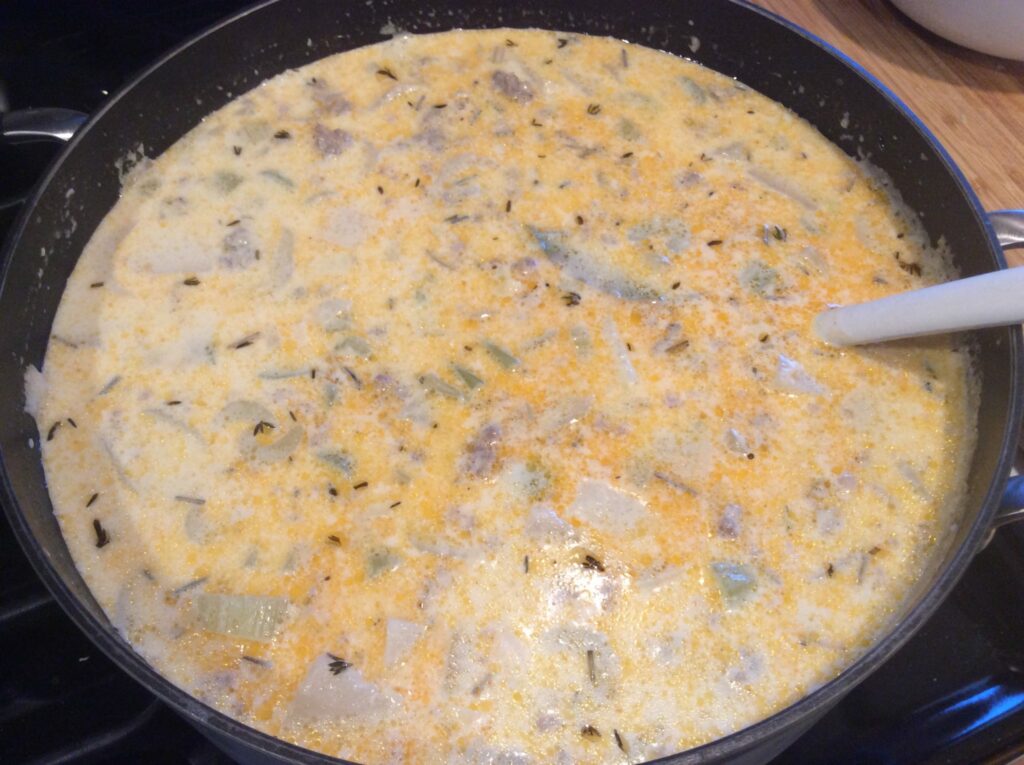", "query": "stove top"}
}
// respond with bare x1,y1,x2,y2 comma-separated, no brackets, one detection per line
2,2,1024,763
